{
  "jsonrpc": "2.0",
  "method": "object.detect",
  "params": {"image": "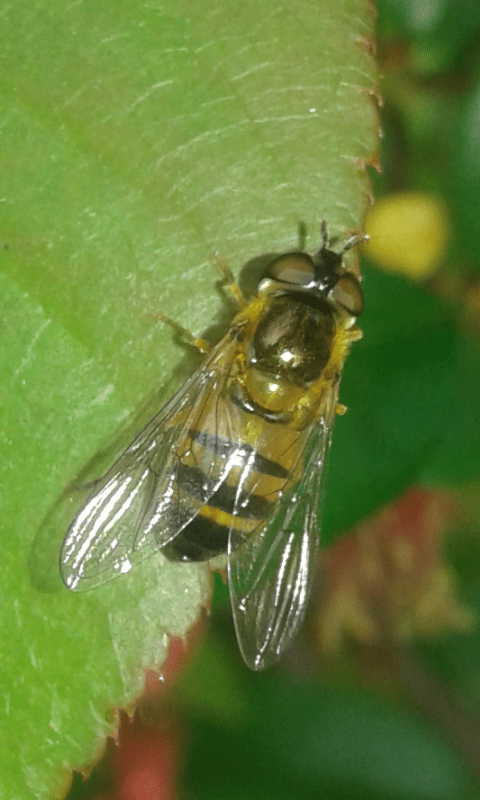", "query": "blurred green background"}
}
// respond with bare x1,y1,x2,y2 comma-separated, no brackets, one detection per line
65,0,480,798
